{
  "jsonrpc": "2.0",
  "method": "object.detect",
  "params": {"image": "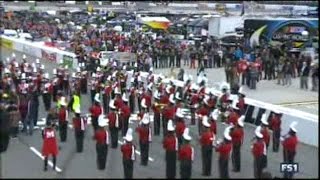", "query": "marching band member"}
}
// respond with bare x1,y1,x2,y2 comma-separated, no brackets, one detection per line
270,110,282,152
189,84,199,125
237,86,246,115
141,83,152,112
107,100,120,148
215,126,233,178
58,97,68,142
121,128,136,179
136,113,152,166
209,109,219,135
42,73,53,111
196,101,210,135
162,94,176,137
260,113,270,169
41,119,59,171
94,115,109,170
152,91,162,136
175,108,186,147
199,116,215,176
230,116,245,172
72,107,87,153
174,91,183,109
103,79,112,114
252,126,266,178
226,100,240,126
128,77,137,113
162,120,178,178
281,121,298,179
89,93,103,131
114,87,124,110
120,93,131,136
178,128,194,179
